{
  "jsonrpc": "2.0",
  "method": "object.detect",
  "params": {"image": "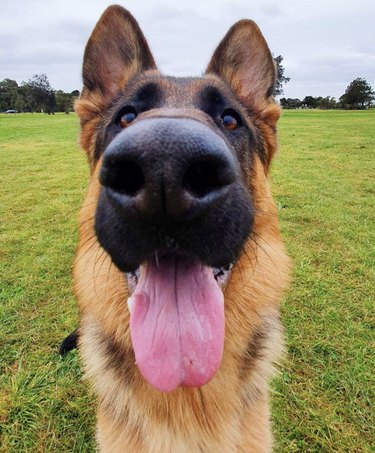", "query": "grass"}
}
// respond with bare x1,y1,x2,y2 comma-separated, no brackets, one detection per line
271,110,374,452
0,113,95,452
0,110,374,452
